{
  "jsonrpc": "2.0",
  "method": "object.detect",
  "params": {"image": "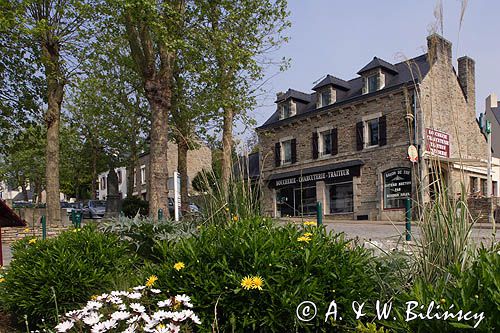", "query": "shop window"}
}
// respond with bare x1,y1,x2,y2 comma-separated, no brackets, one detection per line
294,186,317,216
329,182,353,214
383,168,411,209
